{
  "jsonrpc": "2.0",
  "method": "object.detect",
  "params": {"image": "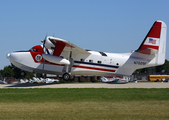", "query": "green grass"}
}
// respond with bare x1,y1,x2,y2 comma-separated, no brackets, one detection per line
0,88,169,120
